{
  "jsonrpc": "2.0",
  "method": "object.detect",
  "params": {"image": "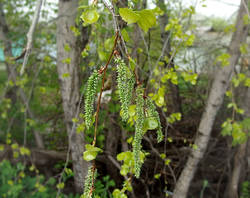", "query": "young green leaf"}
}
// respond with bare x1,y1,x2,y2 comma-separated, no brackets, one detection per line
83,144,103,161
83,151,98,161
136,9,156,32
80,7,99,25
119,8,139,24
144,117,158,130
